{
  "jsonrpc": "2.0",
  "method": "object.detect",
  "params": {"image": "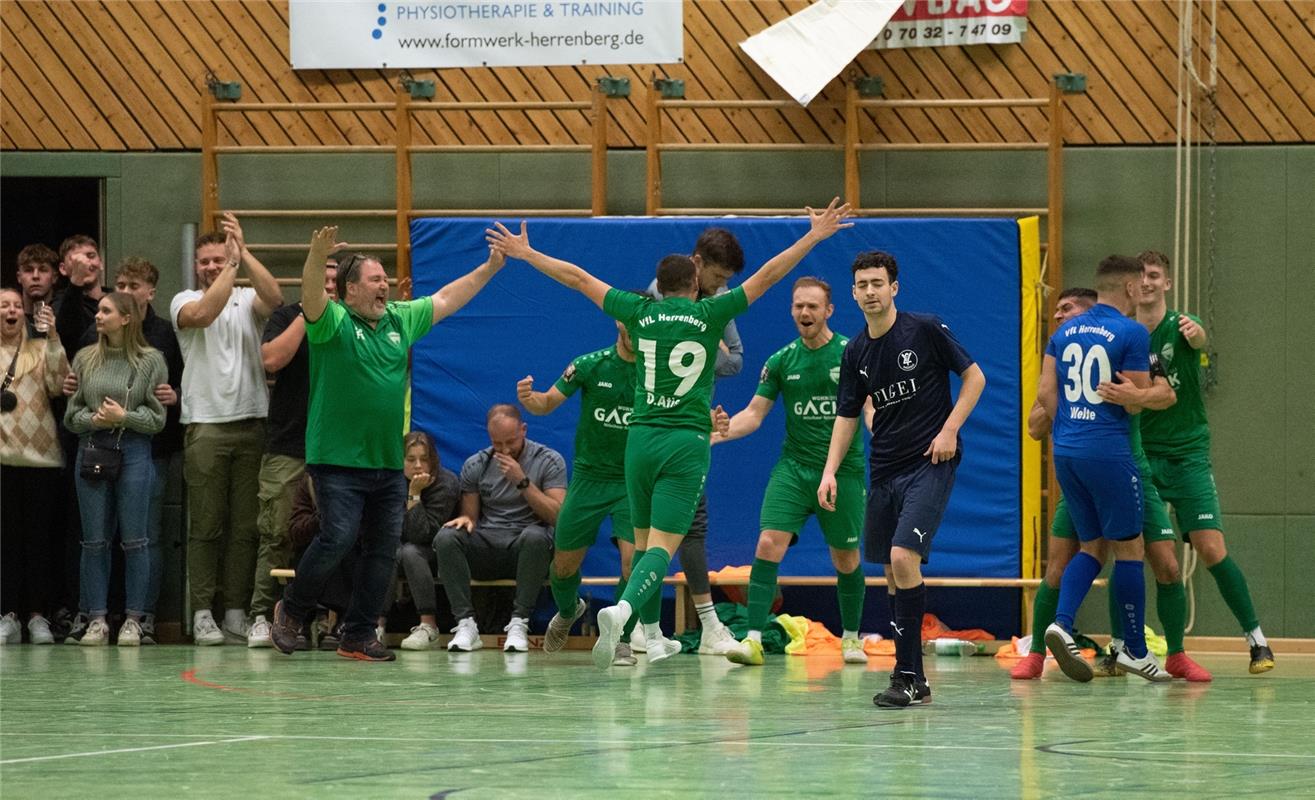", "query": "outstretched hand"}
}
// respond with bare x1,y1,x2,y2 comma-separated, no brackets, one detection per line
308,226,347,261
806,197,855,242
485,221,533,260
220,212,247,257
